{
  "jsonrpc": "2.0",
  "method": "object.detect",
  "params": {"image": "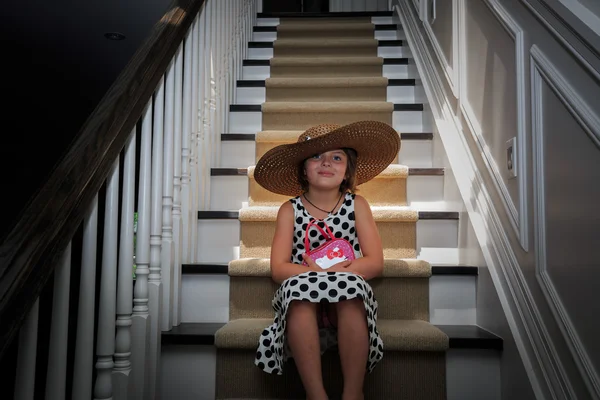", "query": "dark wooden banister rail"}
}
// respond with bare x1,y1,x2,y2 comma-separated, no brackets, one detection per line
0,0,206,360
